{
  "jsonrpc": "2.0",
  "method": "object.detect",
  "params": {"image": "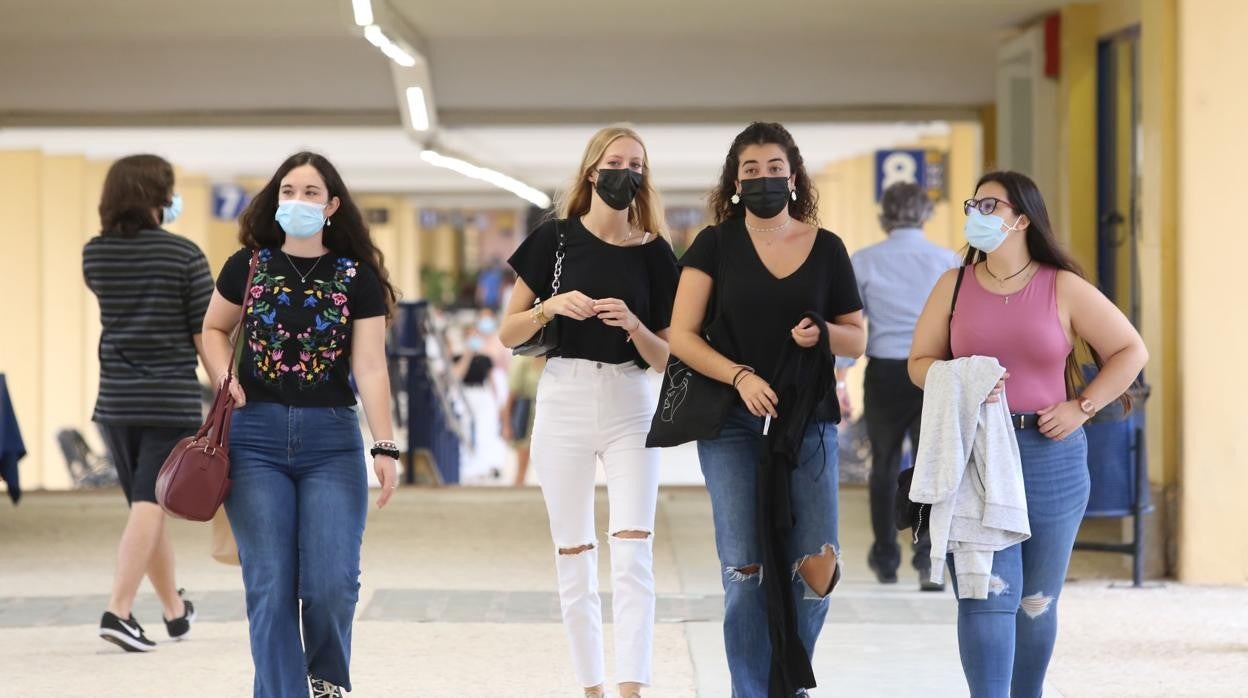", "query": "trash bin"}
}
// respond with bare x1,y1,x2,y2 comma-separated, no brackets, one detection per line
1075,370,1152,586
